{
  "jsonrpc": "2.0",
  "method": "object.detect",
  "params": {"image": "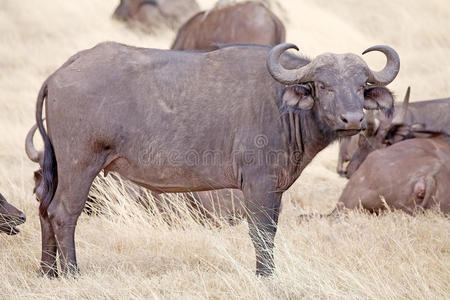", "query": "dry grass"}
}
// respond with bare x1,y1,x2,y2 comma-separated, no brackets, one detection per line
0,0,449,299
